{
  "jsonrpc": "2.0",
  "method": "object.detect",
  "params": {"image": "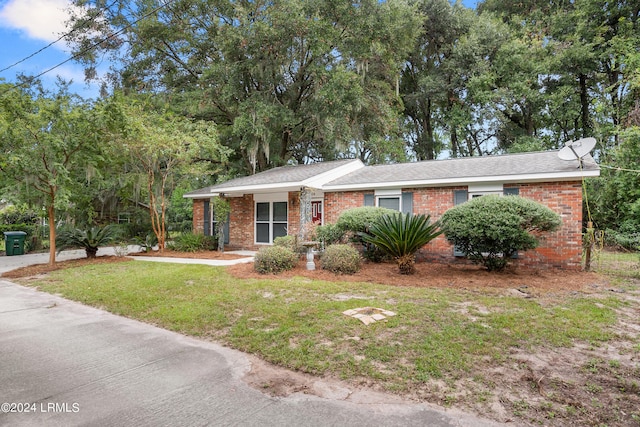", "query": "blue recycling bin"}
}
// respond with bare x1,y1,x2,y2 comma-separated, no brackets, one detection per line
4,231,27,256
